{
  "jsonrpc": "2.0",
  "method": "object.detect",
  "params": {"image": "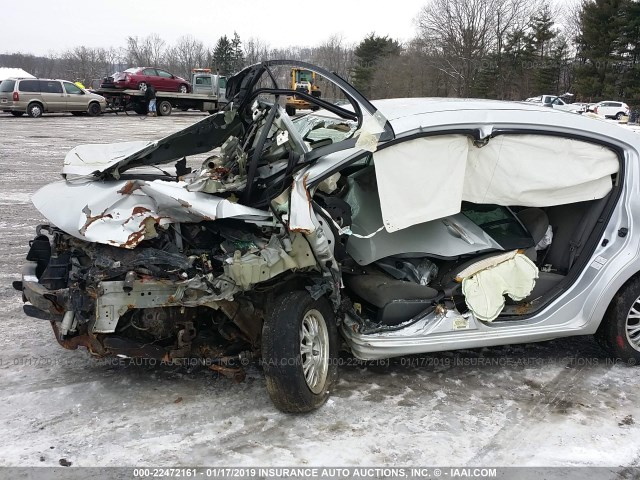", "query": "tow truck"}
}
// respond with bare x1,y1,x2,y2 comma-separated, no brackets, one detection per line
93,68,227,116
